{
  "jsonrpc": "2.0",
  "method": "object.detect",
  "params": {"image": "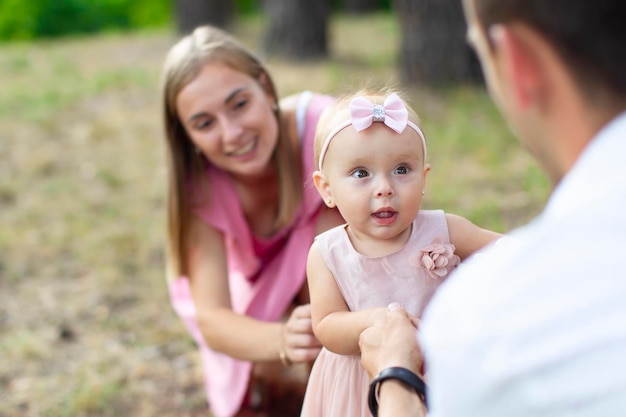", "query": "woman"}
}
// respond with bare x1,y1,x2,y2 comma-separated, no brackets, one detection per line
161,25,343,417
